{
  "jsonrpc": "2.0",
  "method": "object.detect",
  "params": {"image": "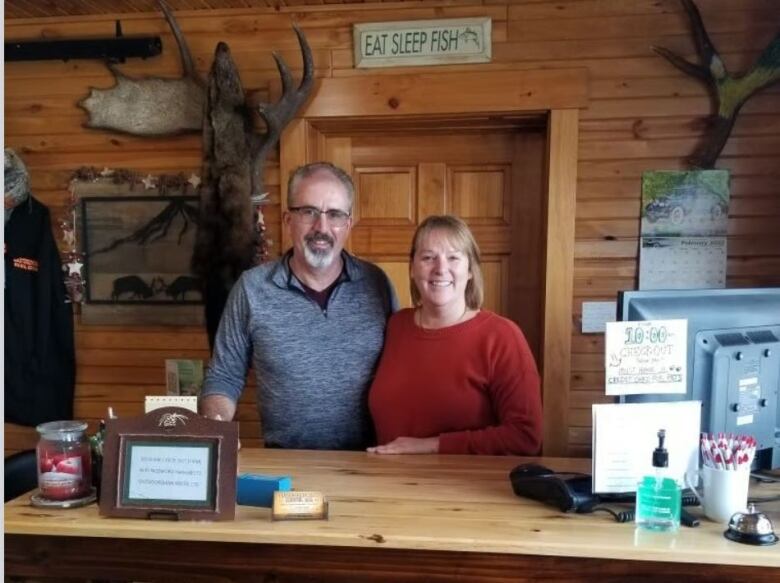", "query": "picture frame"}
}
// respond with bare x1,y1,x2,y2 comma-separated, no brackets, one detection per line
99,407,238,521
65,168,206,326
119,439,216,509
80,195,201,305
